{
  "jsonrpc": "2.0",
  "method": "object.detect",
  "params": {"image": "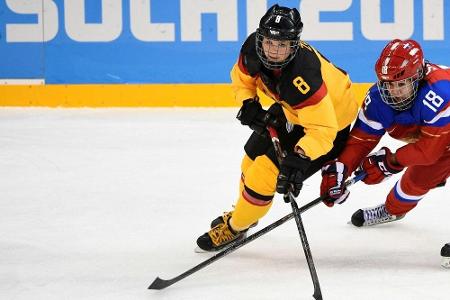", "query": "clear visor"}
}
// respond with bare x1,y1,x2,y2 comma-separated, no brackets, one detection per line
256,32,298,69
377,74,421,111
